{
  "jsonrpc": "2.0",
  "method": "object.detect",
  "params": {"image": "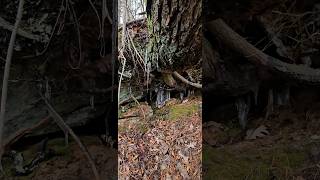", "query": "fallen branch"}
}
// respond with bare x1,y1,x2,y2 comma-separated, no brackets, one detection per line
3,116,51,151
41,94,100,180
0,0,25,172
207,19,320,84
0,17,41,41
173,71,202,89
